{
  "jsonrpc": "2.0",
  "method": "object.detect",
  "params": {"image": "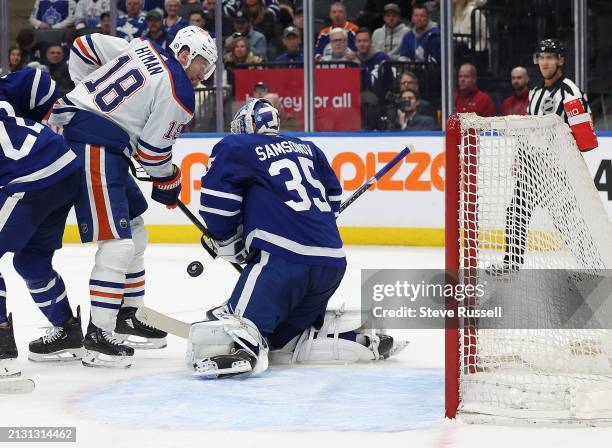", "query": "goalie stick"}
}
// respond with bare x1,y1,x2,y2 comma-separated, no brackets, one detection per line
136,145,413,338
